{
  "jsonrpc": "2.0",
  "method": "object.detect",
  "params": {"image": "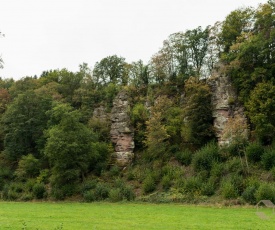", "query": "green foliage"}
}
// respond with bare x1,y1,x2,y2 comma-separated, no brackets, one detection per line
93,55,127,85
242,185,257,204
143,175,157,194
15,154,40,179
245,142,264,162
192,142,219,172
83,190,96,202
131,103,148,150
221,174,244,199
181,77,214,146
255,183,275,203
201,180,216,196
246,82,275,143
183,176,202,194
221,180,238,199
261,147,275,170
2,90,53,161
45,103,98,197
32,183,46,199
175,149,192,166
93,182,110,200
